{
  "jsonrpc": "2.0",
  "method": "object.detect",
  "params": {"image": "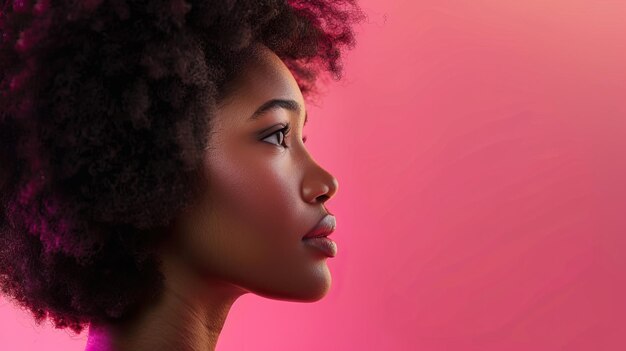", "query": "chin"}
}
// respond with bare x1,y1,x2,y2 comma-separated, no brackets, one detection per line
250,271,333,303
